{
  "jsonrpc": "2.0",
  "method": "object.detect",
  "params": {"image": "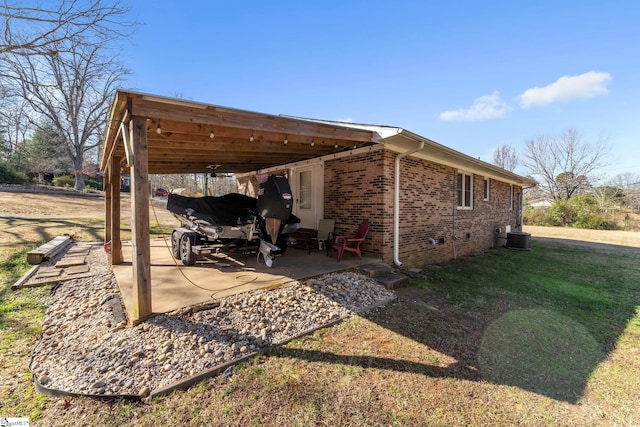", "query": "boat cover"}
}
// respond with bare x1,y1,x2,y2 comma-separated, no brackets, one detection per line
167,193,256,226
